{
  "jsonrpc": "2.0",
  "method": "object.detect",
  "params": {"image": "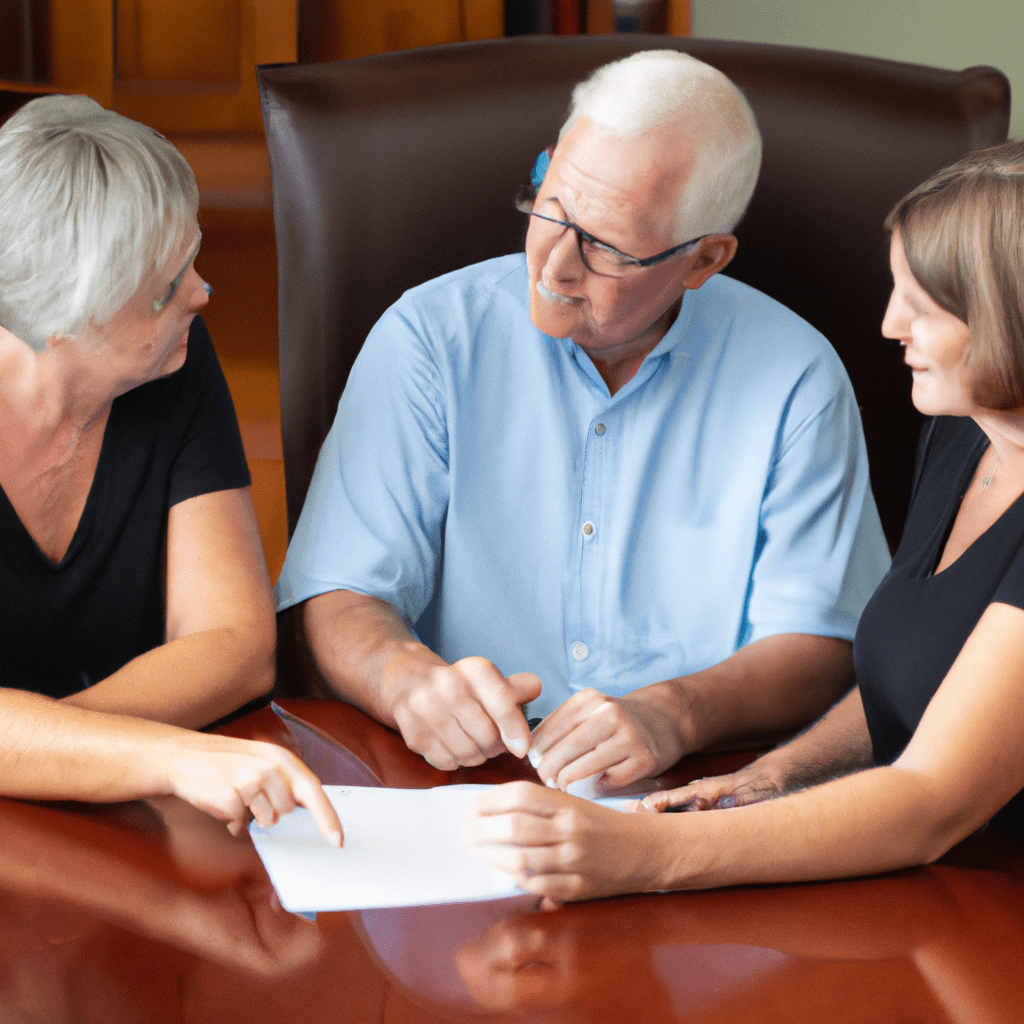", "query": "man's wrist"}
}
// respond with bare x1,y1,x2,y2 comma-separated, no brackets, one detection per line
372,639,448,727
619,679,697,768
644,676,704,757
